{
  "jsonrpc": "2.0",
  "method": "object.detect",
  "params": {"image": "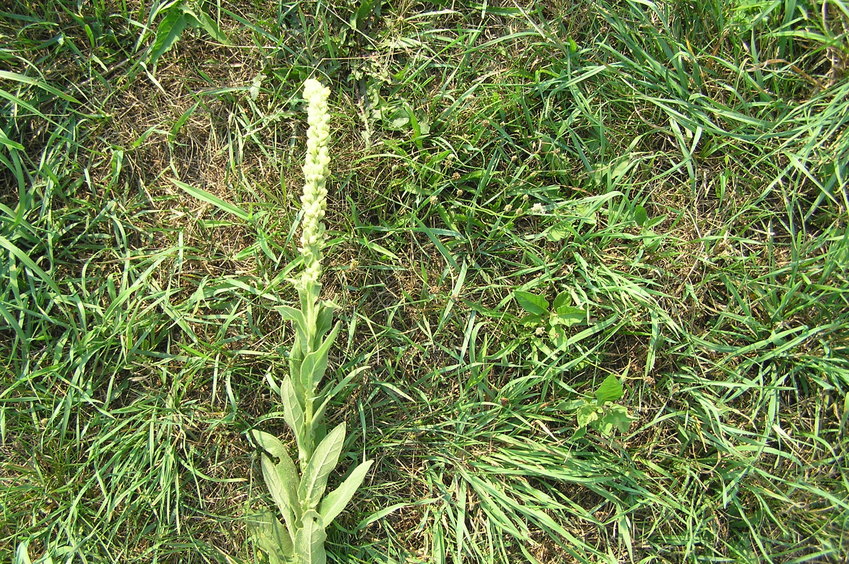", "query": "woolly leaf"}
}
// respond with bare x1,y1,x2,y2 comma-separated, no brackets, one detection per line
300,322,341,391
319,459,373,524
314,303,336,345
295,511,327,564
298,423,345,510
280,376,305,446
248,508,293,562
251,430,300,538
